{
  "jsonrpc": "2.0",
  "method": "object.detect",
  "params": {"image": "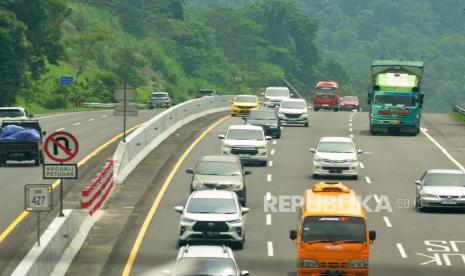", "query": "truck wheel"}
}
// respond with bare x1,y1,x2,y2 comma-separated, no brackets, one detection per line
34,158,40,166
334,108,339,112
314,108,319,112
